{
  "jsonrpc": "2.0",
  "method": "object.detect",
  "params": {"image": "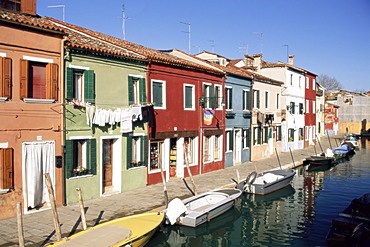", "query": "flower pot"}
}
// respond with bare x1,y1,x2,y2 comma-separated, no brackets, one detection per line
170,166,176,177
